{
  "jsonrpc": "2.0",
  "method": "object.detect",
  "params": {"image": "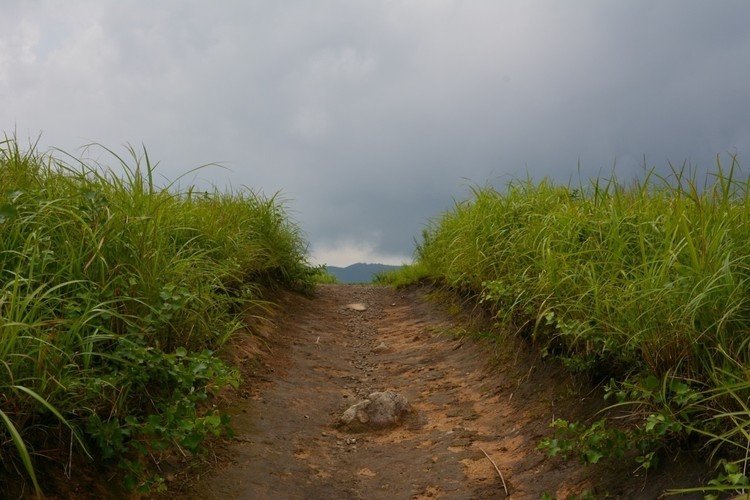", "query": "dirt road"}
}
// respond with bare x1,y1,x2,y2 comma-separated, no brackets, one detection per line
183,285,700,499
